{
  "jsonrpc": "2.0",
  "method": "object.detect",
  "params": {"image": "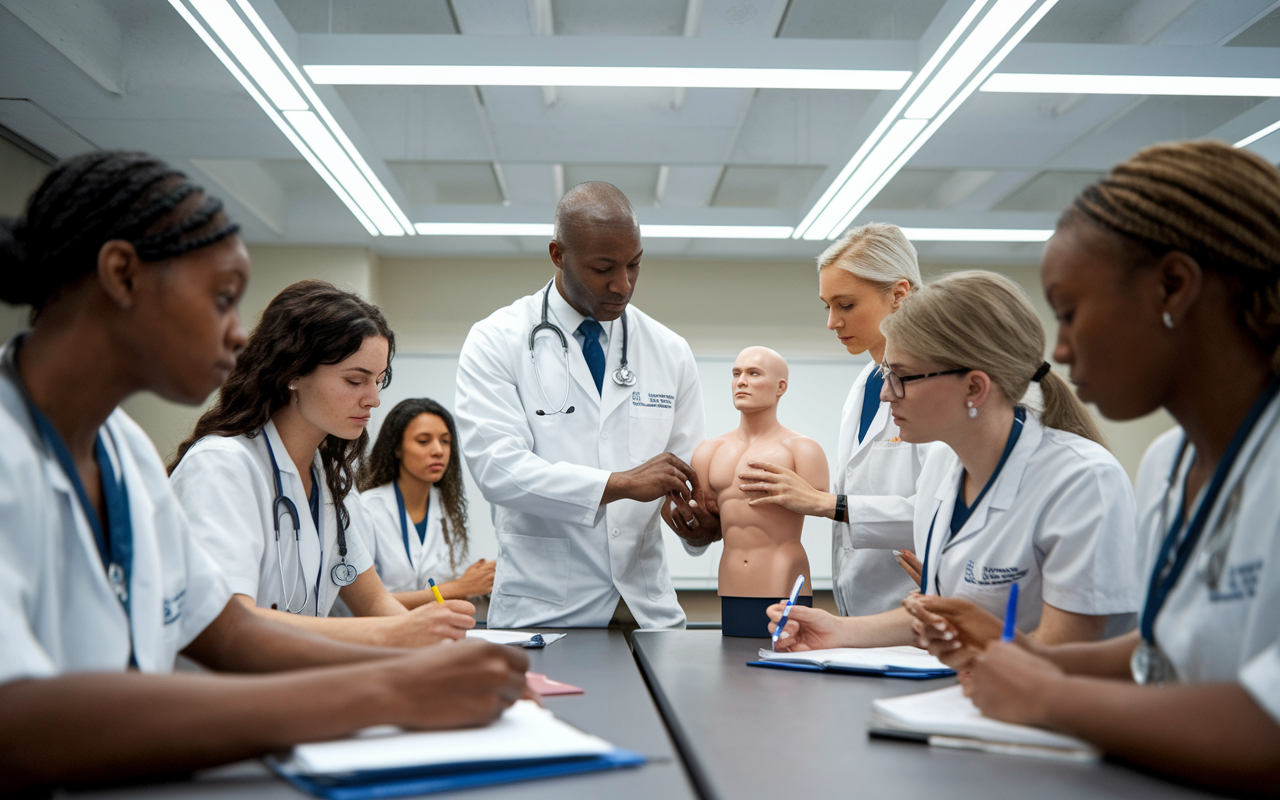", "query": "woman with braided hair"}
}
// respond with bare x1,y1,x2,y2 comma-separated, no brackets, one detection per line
908,140,1280,793
0,152,526,792
768,269,1141,651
